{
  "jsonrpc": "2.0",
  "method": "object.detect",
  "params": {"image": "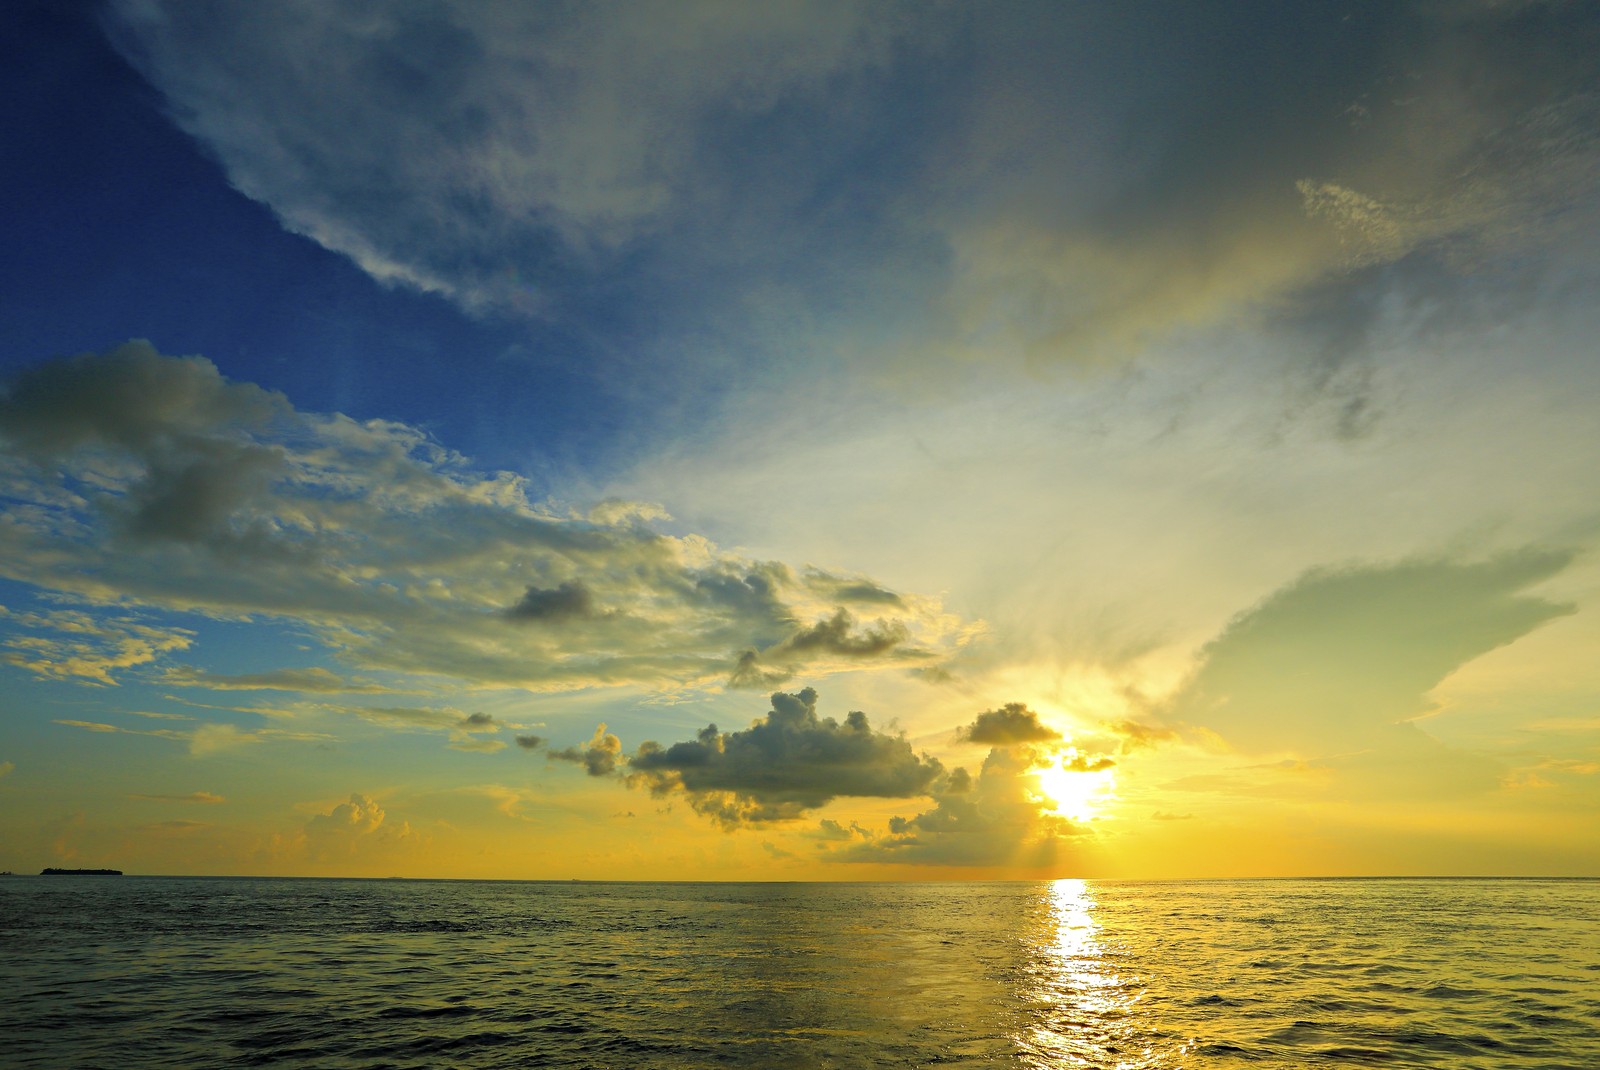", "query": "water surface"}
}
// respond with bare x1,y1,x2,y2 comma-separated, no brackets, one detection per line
2,877,1596,1068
